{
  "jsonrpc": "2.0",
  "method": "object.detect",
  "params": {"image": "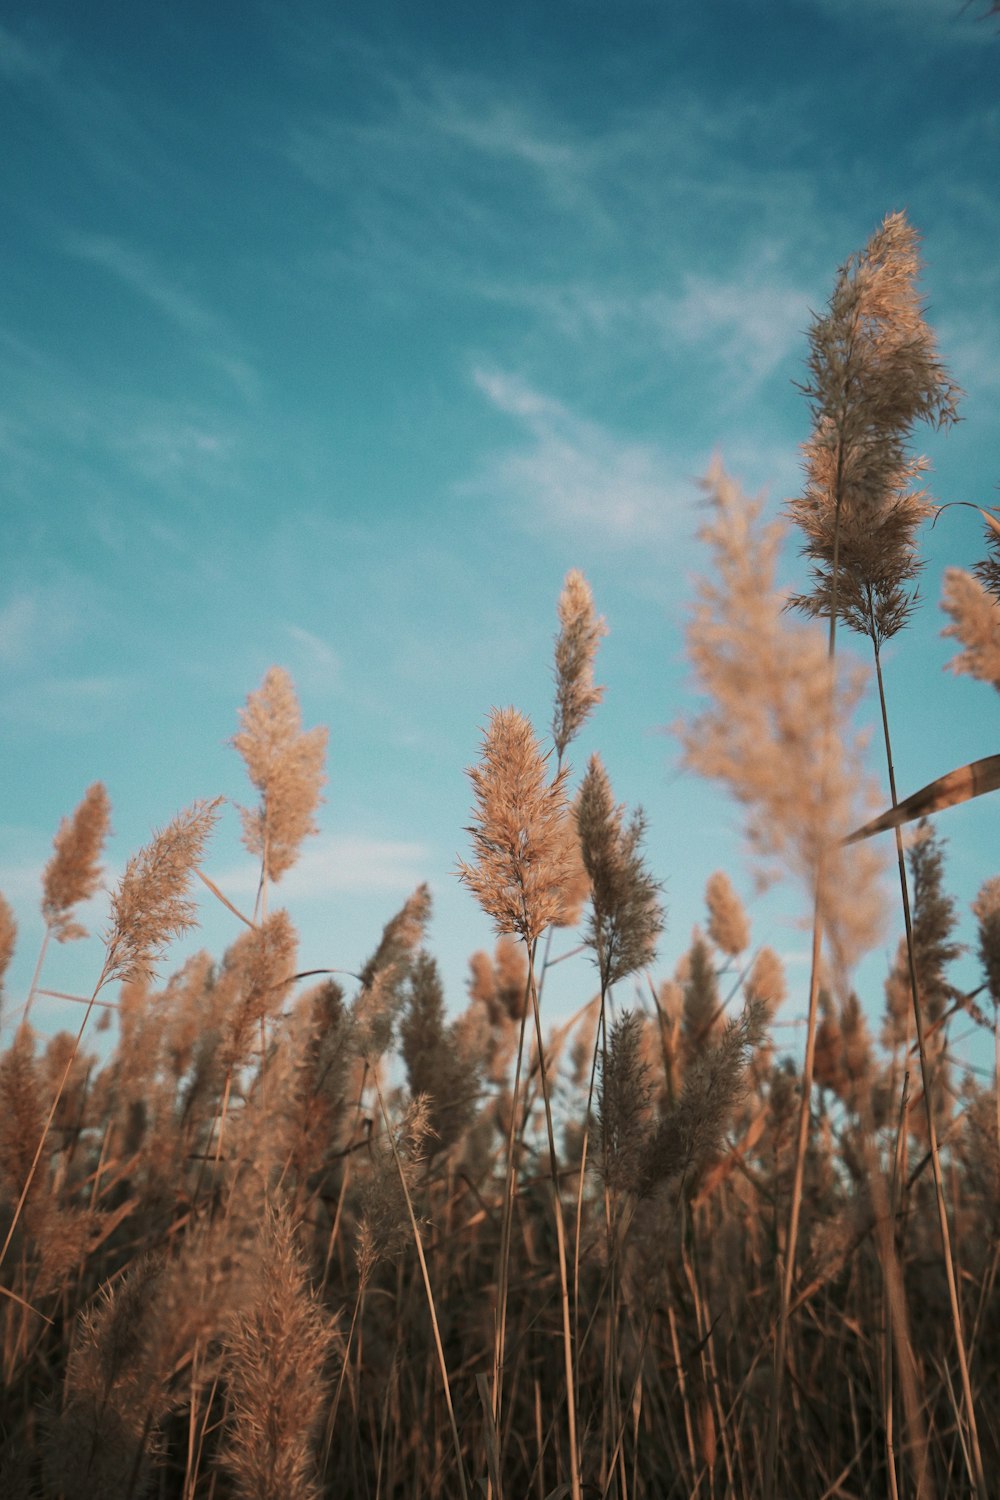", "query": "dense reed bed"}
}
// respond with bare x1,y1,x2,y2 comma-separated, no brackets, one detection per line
2,213,1000,1499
